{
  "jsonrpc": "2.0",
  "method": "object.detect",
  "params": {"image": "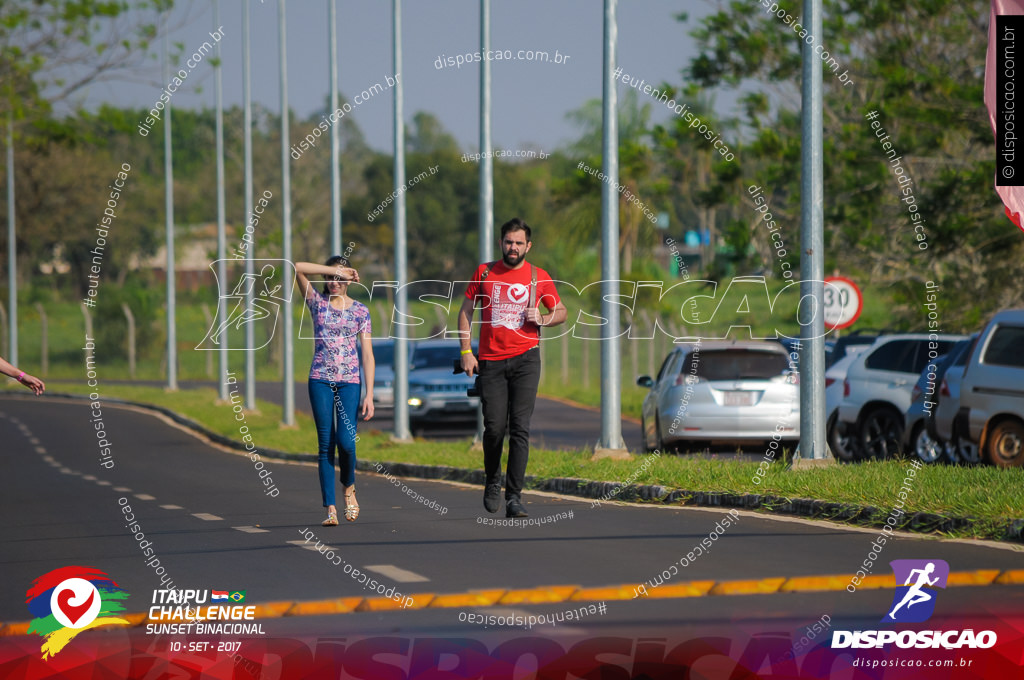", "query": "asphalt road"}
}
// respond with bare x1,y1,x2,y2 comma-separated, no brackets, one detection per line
2,394,1021,646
